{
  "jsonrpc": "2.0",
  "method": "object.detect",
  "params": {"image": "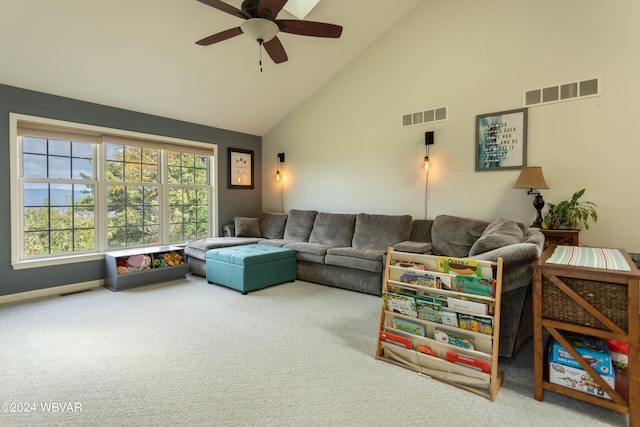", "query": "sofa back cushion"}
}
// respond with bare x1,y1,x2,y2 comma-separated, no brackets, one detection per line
468,218,527,256
283,209,318,242
256,211,288,239
234,217,261,237
431,215,489,257
352,213,412,251
309,212,357,247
